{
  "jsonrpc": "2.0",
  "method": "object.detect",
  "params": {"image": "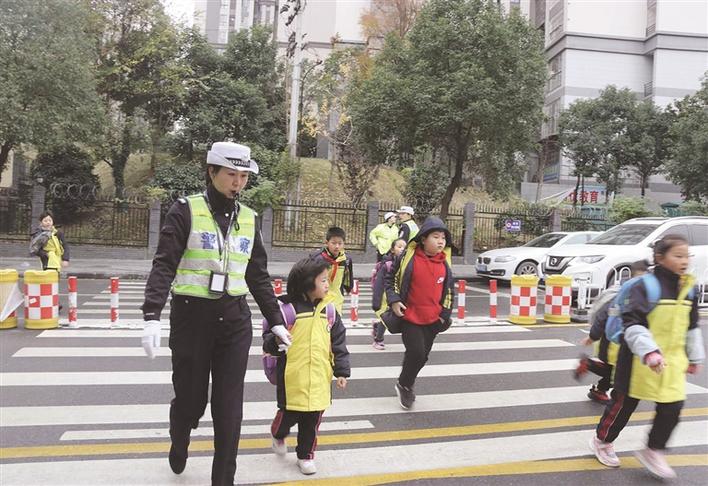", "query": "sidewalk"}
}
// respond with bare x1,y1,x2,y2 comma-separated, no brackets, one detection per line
0,257,479,280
